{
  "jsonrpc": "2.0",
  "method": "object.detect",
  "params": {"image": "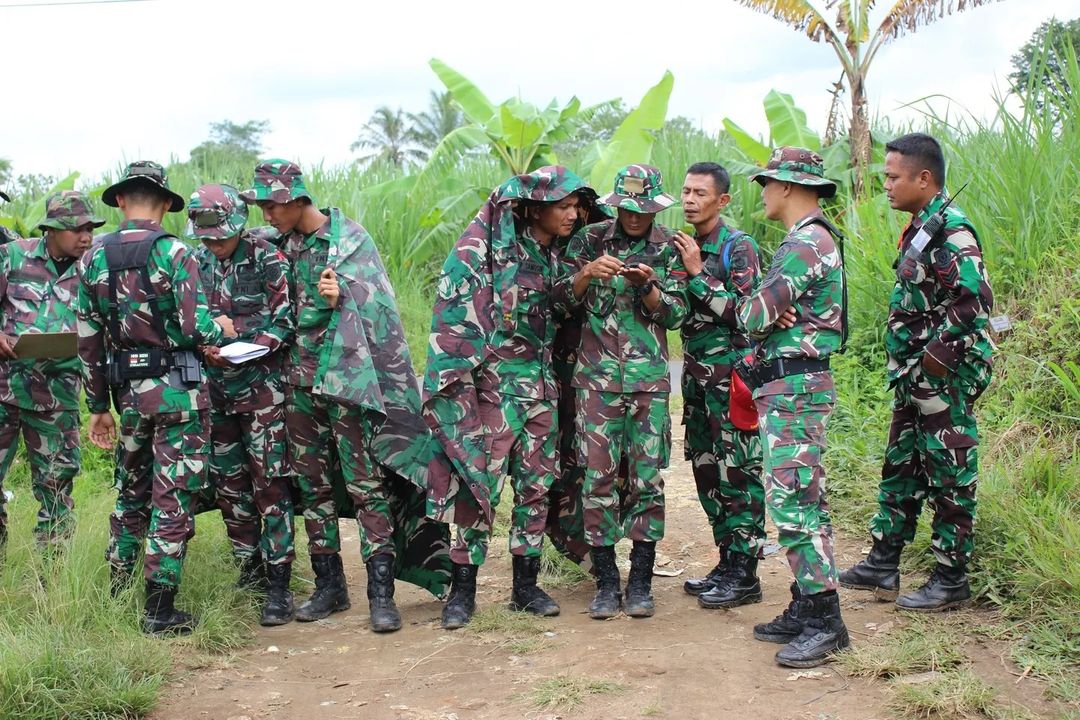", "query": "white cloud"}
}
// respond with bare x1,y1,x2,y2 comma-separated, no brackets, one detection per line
1,0,1076,182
